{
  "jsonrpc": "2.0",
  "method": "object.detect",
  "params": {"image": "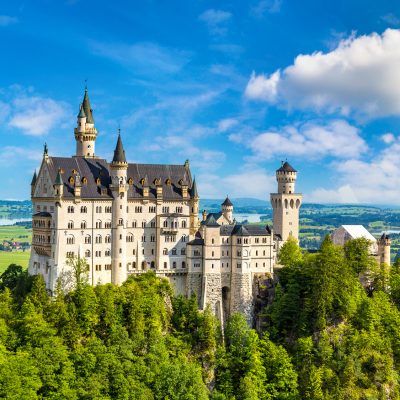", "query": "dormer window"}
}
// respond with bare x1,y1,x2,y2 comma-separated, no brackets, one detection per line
82,177,88,184
72,169,78,175
128,178,133,185
68,176,74,185
166,178,171,185
96,177,101,185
